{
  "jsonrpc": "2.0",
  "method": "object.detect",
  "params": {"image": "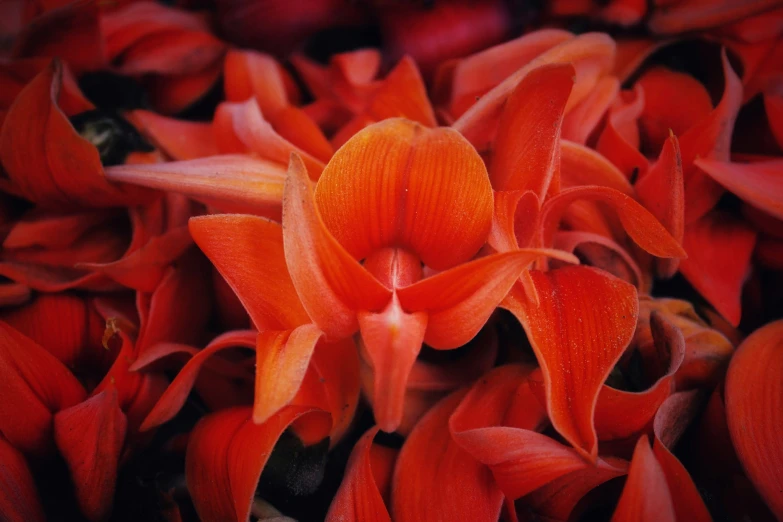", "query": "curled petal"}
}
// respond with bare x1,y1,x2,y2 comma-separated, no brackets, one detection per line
283,153,392,339
314,118,493,270
139,331,256,431
562,76,620,144
679,50,743,223
437,29,572,116
456,427,594,500
398,249,578,349
725,319,783,519
560,141,634,194
450,366,596,499
521,458,628,522
213,99,325,177
304,336,361,444
488,190,540,252
224,49,290,115
253,325,323,425
392,389,504,522
80,227,193,293
186,406,331,522
106,155,287,219
326,427,392,522
596,86,648,179
0,60,150,207
268,105,333,164
453,33,616,146
490,63,574,197
651,439,713,522
679,211,756,326
540,185,687,259
189,214,308,331
502,266,638,462
610,436,676,522
54,388,127,522
134,251,212,353
0,435,45,522
636,67,712,154
636,134,685,278
594,311,685,441
0,321,86,455
696,158,783,221
554,231,643,287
